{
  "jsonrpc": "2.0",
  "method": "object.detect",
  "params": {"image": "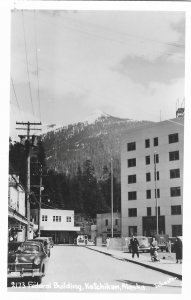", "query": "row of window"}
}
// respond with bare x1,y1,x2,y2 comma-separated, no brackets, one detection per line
128,151,180,169
42,215,72,222
128,168,180,184
129,225,182,237
127,133,179,151
105,219,119,226
128,205,181,217
128,186,181,200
